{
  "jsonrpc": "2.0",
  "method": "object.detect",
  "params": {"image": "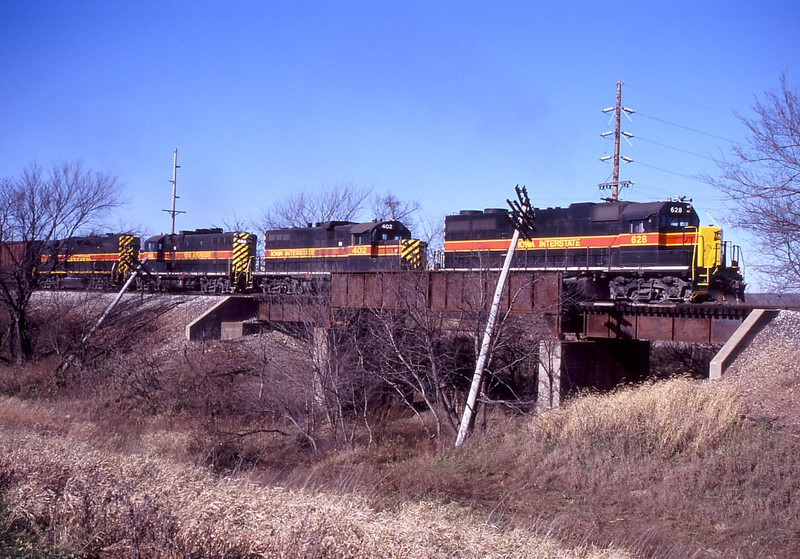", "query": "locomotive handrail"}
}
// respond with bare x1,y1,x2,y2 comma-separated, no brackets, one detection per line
689,227,701,284
732,243,745,275
690,228,713,287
